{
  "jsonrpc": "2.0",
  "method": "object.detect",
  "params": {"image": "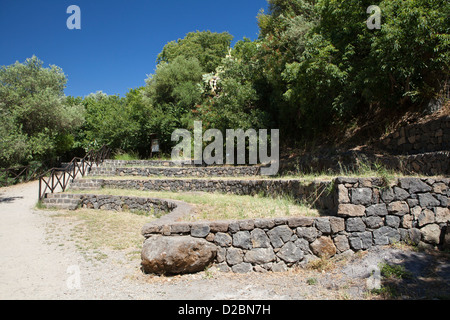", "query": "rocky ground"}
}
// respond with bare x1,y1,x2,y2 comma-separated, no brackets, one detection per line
0,181,449,301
